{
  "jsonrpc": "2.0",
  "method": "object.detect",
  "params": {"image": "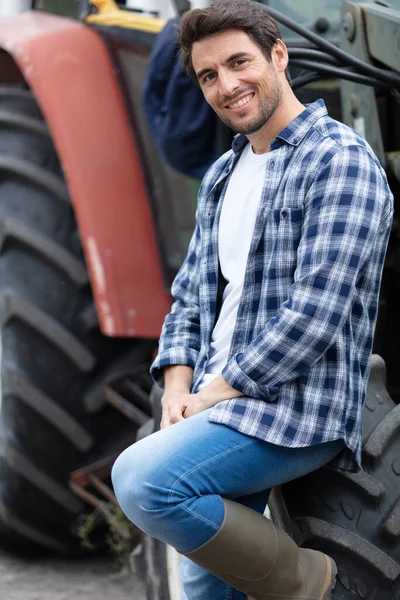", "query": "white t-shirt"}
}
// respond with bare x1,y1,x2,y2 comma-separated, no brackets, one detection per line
197,142,269,391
